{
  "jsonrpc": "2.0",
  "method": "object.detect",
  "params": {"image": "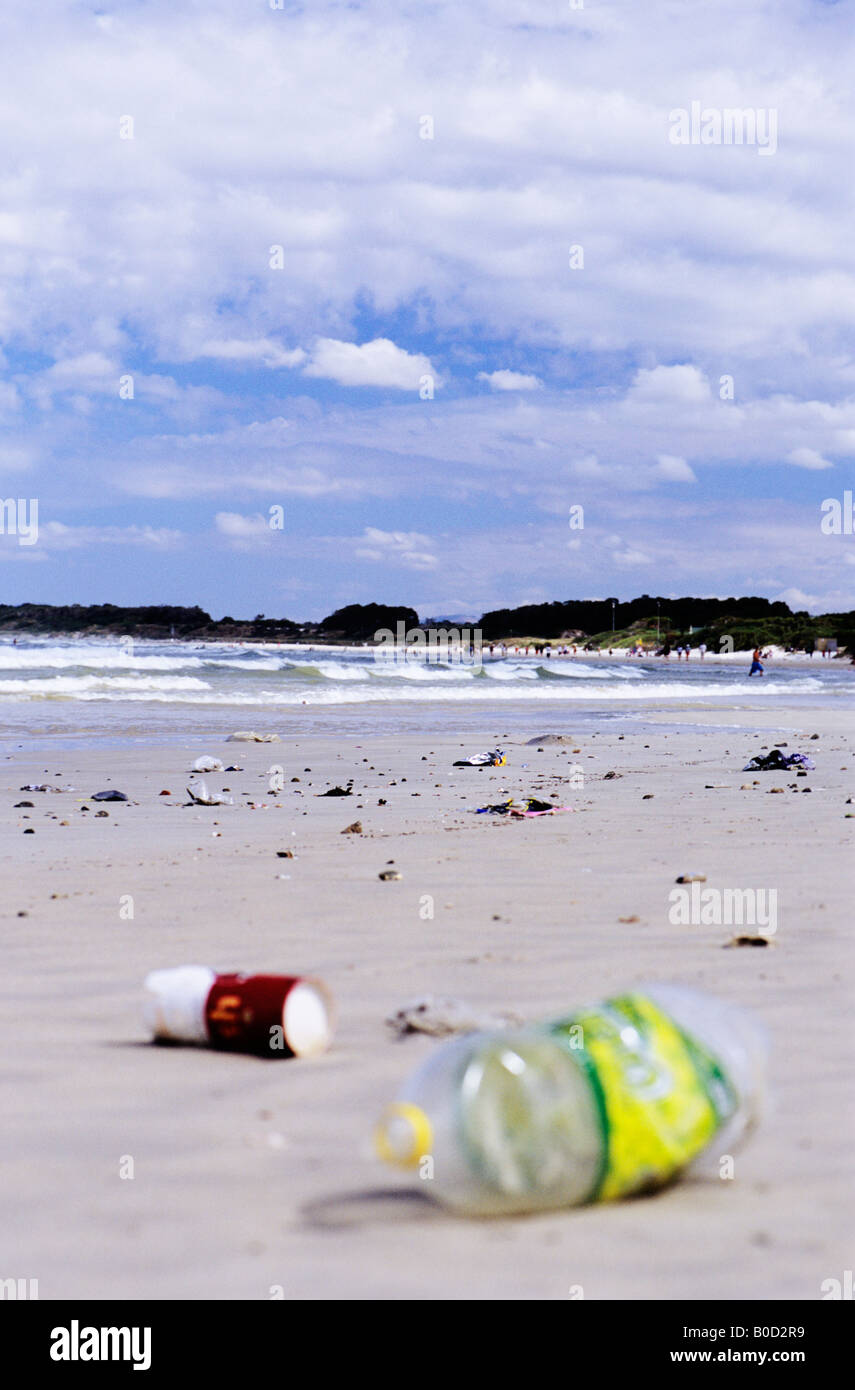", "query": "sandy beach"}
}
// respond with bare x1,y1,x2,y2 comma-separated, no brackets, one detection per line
2,706,852,1300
